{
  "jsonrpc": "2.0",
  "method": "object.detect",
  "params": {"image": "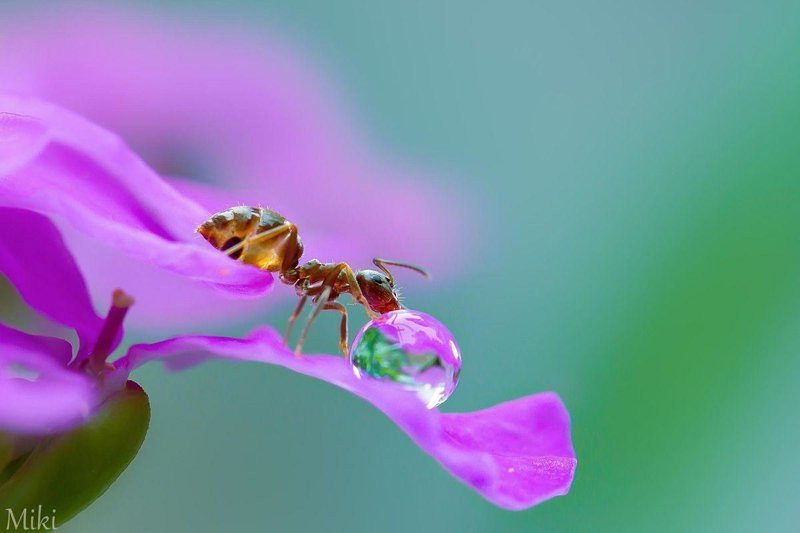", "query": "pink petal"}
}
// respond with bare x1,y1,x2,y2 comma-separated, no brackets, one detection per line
0,95,273,314
0,323,97,435
0,207,104,358
113,328,576,509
